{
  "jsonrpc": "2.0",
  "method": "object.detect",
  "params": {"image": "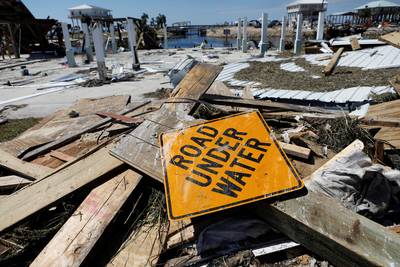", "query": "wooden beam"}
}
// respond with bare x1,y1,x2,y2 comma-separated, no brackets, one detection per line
324,47,344,76
0,175,31,192
49,150,76,162
31,170,142,267
362,116,400,127
0,145,124,232
389,74,400,97
350,38,361,51
0,148,51,180
253,140,400,266
22,101,151,161
253,190,400,267
201,94,336,114
279,142,311,160
379,31,400,49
